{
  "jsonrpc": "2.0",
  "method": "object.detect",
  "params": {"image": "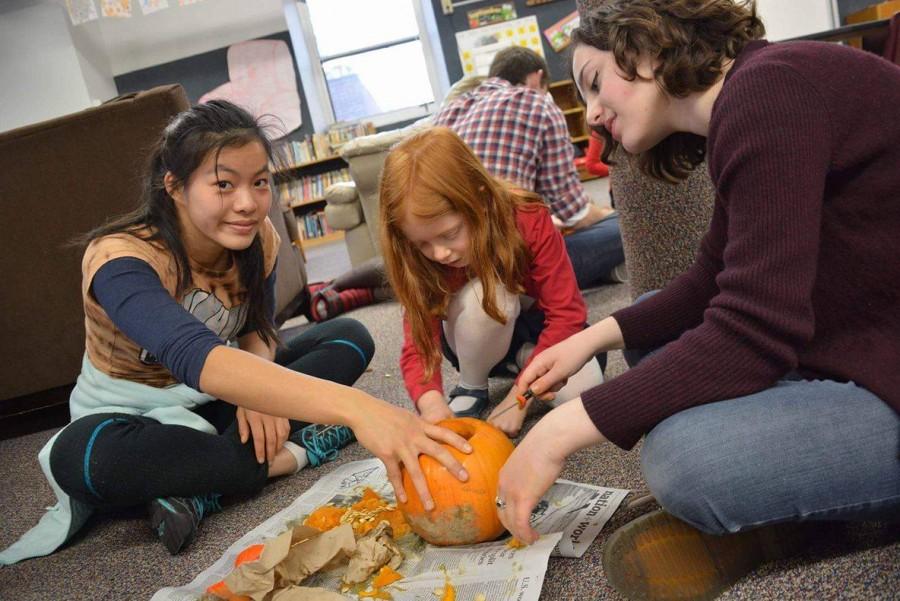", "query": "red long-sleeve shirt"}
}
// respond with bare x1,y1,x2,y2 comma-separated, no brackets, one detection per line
582,40,900,449
401,204,586,405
